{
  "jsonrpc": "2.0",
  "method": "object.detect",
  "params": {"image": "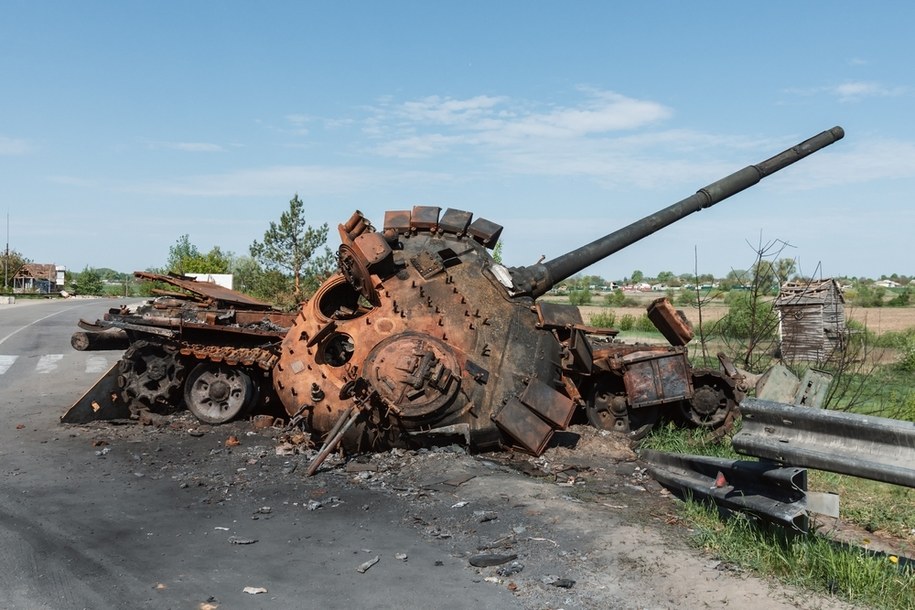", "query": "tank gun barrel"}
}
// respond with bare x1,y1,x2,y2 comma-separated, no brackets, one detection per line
508,126,844,297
